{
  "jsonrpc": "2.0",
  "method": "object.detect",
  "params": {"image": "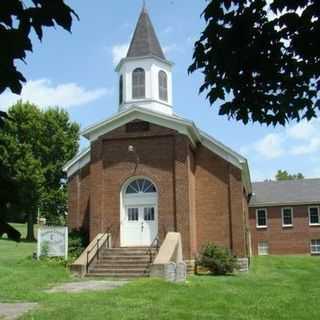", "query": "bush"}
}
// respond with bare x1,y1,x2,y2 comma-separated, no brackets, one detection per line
197,243,238,275
68,228,89,258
